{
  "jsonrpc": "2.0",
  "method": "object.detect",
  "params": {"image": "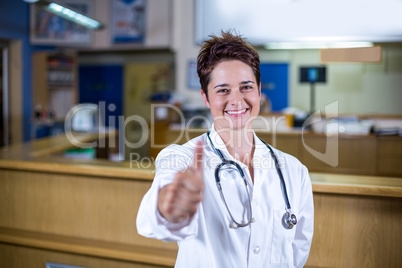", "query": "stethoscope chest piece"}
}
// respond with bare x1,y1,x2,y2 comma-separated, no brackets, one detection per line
282,211,297,229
